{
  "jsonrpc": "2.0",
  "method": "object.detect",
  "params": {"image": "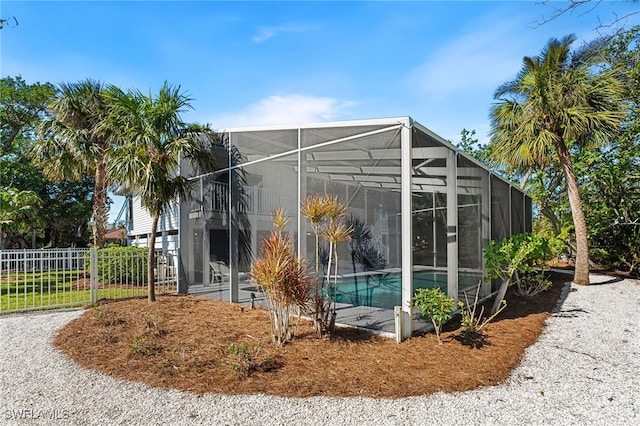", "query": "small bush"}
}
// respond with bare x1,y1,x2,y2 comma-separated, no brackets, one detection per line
87,246,148,285
143,313,165,336
92,304,124,327
457,283,506,348
411,288,456,344
514,272,552,298
130,335,162,356
485,233,561,314
250,209,313,347
92,304,125,343
226,341,272,377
